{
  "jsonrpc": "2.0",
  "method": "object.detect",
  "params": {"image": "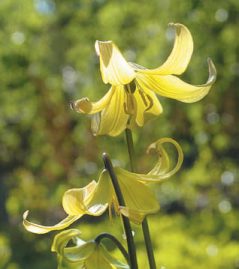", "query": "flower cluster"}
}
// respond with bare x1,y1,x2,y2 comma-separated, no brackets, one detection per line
23,23,216,269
